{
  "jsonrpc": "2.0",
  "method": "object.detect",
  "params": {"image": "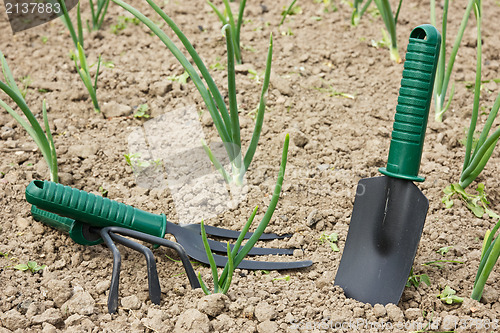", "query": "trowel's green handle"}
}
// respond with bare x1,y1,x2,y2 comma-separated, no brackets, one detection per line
31,205,102,246
379,24,441,182
25,180,167,239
